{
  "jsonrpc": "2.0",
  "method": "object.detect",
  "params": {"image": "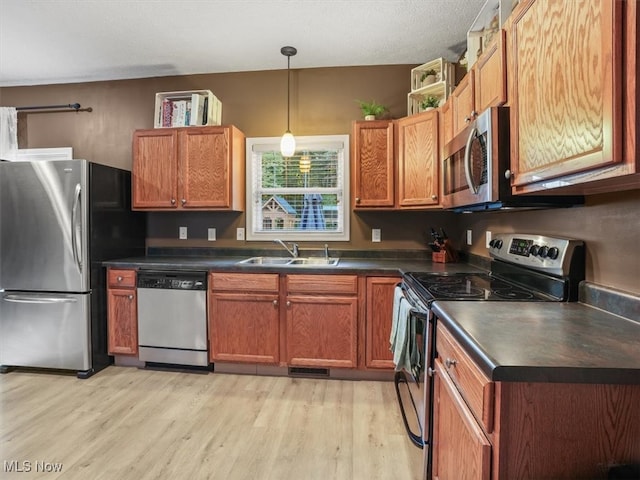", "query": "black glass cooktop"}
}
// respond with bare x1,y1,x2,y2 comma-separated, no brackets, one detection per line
404,272,552,302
